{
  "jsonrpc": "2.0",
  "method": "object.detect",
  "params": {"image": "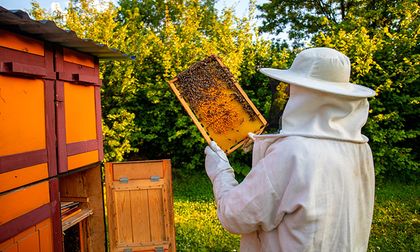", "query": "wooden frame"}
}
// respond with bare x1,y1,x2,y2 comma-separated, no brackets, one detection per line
105,160,176,252
0,179,61,251
55,47,100,85
56,80,103,173
0,21,111,252
168,55,267,154
0,29,55,80
0,77,57,193
59,164,106,252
